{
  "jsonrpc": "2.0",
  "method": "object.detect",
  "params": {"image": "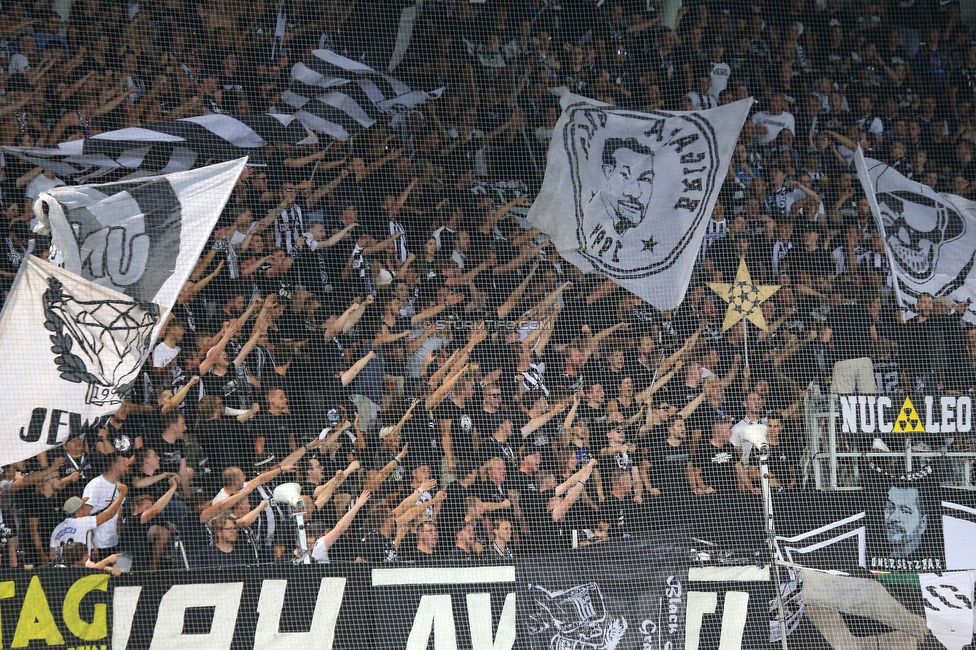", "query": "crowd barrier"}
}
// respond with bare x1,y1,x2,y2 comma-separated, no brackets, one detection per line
2,530,975,650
